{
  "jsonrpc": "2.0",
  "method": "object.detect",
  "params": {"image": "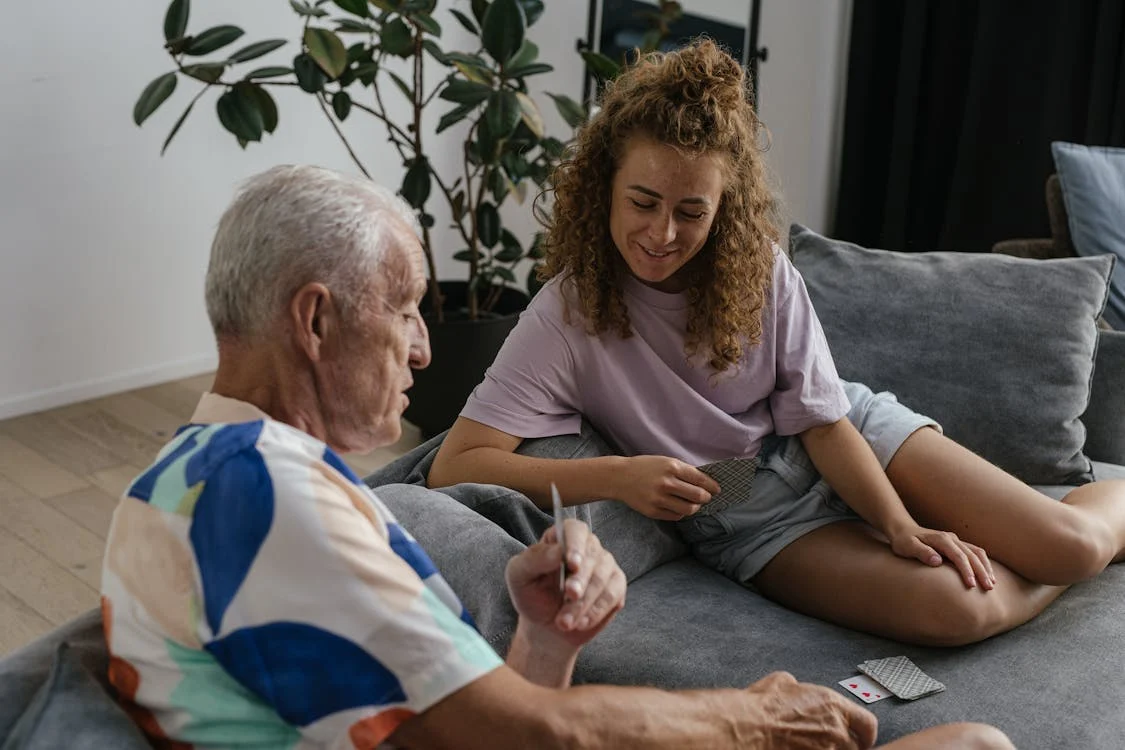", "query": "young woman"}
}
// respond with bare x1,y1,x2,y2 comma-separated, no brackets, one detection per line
428,40,1125,647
